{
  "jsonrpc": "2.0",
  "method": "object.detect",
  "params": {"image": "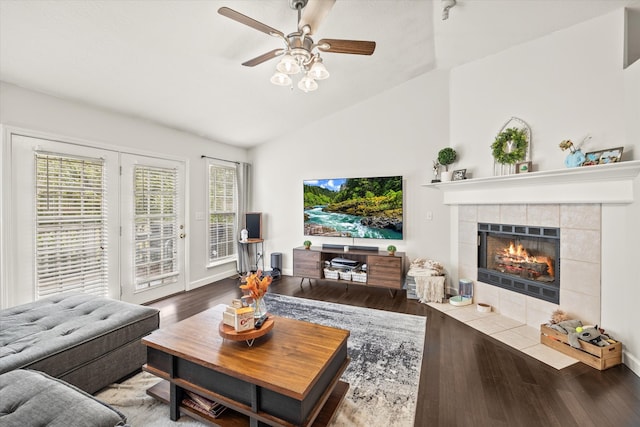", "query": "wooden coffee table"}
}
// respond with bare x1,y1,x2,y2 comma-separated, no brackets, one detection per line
142,305,350,426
